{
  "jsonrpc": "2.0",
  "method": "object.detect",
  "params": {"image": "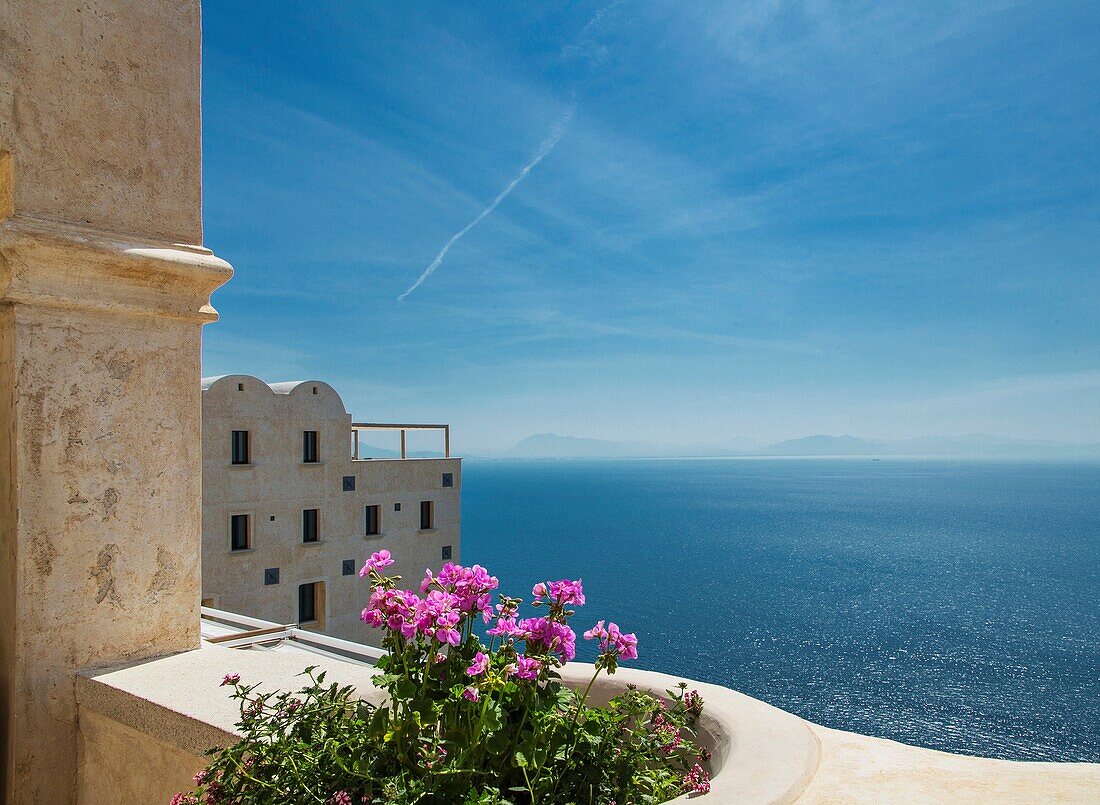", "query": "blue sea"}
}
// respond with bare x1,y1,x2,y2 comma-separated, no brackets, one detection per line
461,458,1100,762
